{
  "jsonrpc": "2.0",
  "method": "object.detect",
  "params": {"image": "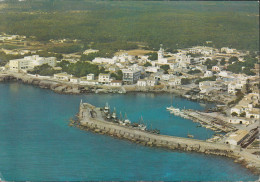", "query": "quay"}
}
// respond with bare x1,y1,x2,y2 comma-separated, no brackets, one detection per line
77,101,260,174
167,106,236,132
